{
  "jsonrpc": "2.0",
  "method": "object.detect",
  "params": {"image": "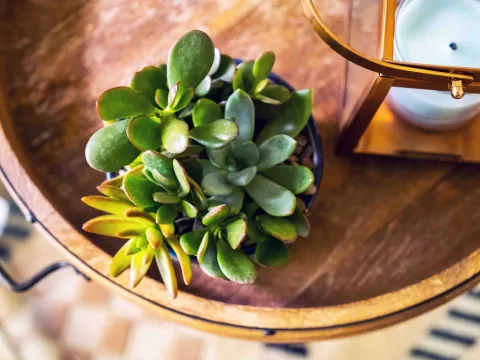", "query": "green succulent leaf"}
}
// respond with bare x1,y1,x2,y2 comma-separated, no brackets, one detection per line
173,159,190,195
160,117,189,154
206,147,230,169
130,247,154,288
156,204,178,225
253,51,275,81
217,239,256,284
145,226,164,249
256,135,296,171
180,229,207,256
159,222,175,238
256,89,313,145
287,208,311,238
246,219,266,244
109,239,134,277
179,159,203,184
257,214,297,243
81,196,135,216
243,202,259,220
189,177,208,209
129,66,167,105
198,233,227,280
167,30,215,90
225,218,247,249
237,61,255,92
97,87,158,121
151,169,178,193
96,184,132,203
86,120,140,172
225,89,255,145
195,75,211,97
178,102,194,118
181,200,198,218
232,67,244,91
208,48,221,76
213,54,236,82
123,173,160,209
202,204,232,226
123,208,156,225
142,151,178,186
83,215,145,238
163,145,204,159
189,119,239,149
226,166,257,187
166,236,192,285
260,165,314,195
171,87,195,112
153,192,180,204
260,84,291,104
155,88,169,109
231,142,259,167
254,79,269,94
255,237,290,267
207,186,244,214
244,174,296,217
155,244,178,298
255,94,282,105
202,171,236,196
192,98,223,127
126,116,162,151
